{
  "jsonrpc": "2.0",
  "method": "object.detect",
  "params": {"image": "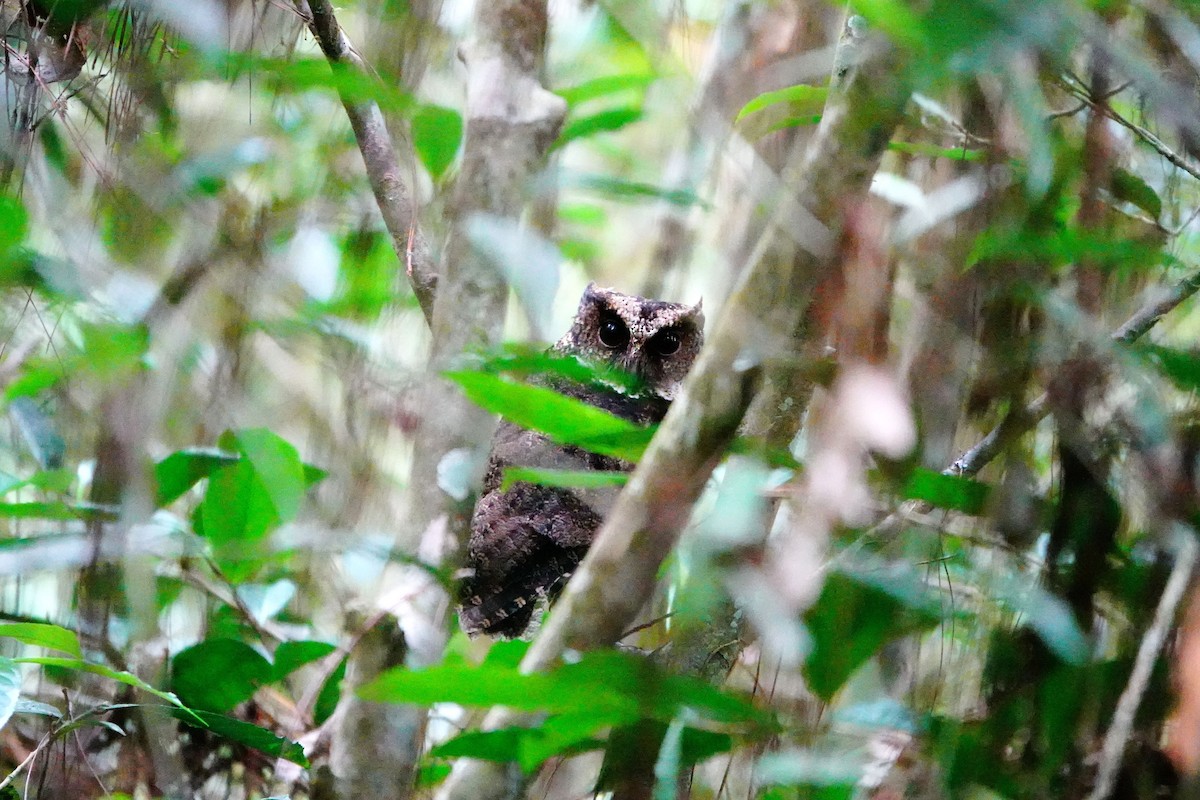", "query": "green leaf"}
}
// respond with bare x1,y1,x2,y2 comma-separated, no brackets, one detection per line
412,104,463,180
170,708,309,767
272,640,337,681
500,467,628,492
455,344,646,395
901,468,991,514
0,501,115,521
556,73,655,106
314,656,346,726
0,622,82,658
0,195,28,256
556,107,642,148
1111,167,1161,220
359,650,768,731
433,712,607,773
17,657,186,708
14,698,62,718
804,570,939,701
735,84,828,139
171,639,273,713
231,429,306,523
445,371,654,462
153,448,239,507
0,657,20,731
562,173,706,207
888,140,985,161
1140,345,1200,391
